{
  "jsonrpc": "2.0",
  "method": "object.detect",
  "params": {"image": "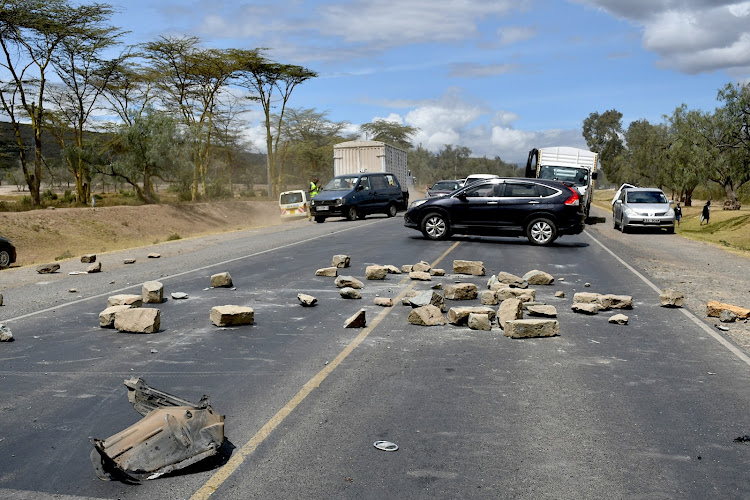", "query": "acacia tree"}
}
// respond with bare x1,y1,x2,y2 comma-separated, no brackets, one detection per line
233,50,317,197
144,36,240,200
709,83,750,205
360,120,419,150
0,0,115,205
101,48,156,126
